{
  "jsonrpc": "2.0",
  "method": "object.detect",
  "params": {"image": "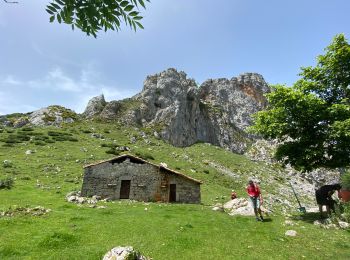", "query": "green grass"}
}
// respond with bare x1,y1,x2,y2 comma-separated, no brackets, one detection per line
0,122,349,259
